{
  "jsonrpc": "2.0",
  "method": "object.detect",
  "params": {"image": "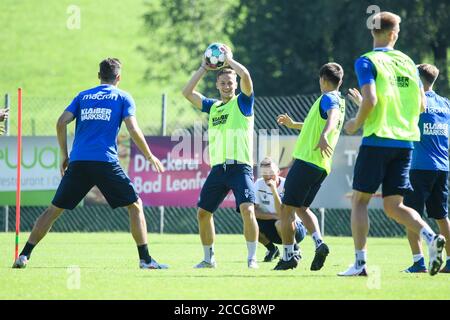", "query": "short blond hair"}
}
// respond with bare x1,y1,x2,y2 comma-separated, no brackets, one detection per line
417,64,440,86
371,11,401,34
